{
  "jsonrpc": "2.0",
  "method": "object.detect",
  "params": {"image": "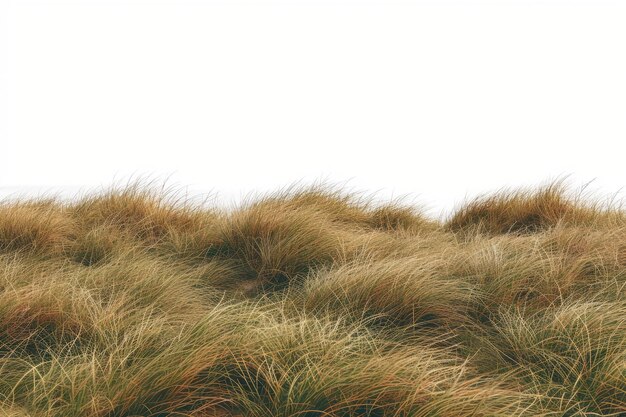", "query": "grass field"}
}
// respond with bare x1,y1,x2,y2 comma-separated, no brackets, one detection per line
0,181,624,416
